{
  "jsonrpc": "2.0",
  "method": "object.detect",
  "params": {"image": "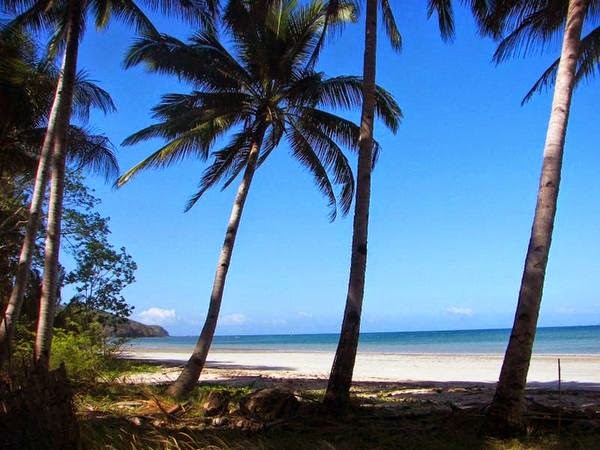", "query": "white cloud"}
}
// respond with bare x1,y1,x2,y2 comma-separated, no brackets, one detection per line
220,313,247,326
297,312,312,319
445,306,474,317
138,307,176,325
